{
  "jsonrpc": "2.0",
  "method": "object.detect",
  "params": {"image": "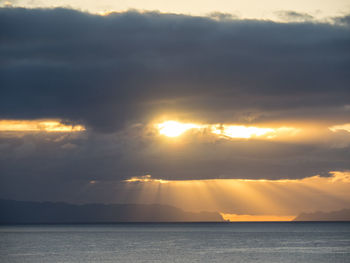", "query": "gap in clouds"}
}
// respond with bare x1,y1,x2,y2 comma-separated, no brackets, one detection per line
122,171,350,217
